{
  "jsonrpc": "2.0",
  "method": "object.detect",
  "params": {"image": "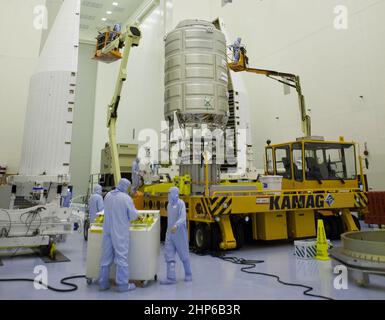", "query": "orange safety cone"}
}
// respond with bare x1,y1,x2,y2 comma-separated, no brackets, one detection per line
315,219,330,260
